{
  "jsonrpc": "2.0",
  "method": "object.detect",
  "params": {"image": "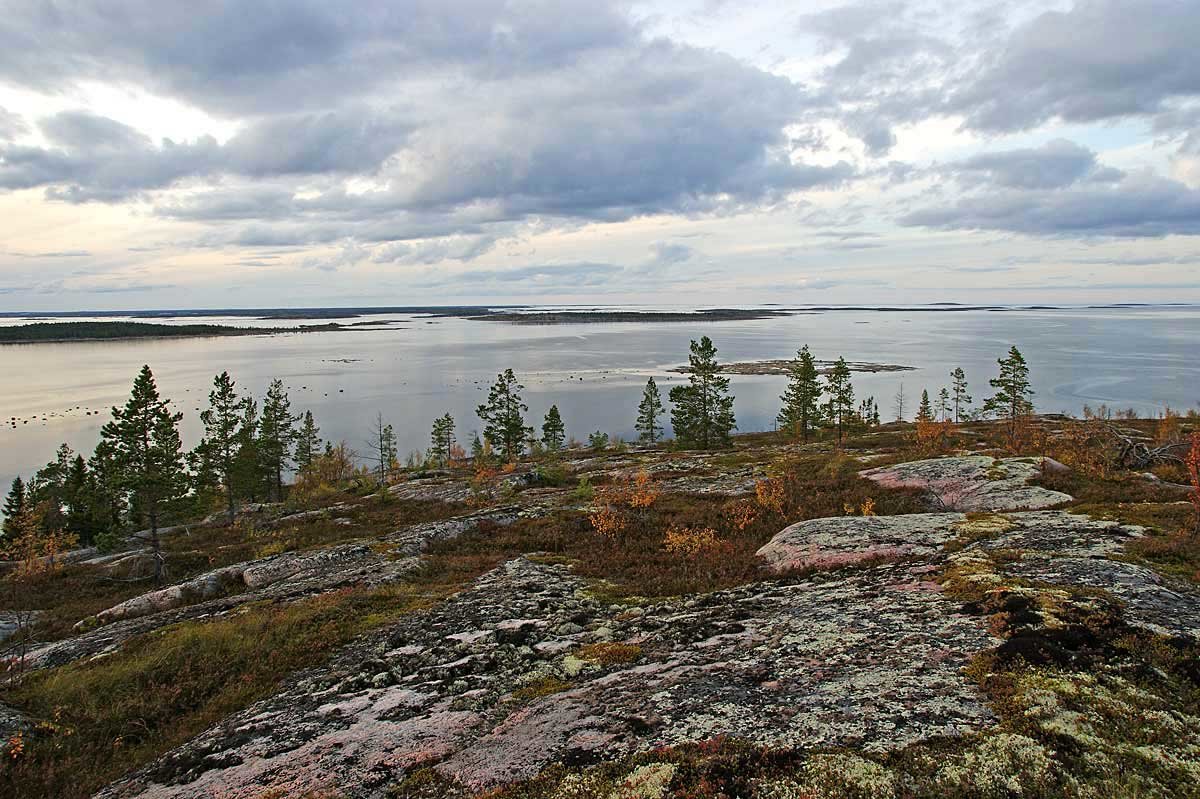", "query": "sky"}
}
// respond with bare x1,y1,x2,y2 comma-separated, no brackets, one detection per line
0,0,1199,310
